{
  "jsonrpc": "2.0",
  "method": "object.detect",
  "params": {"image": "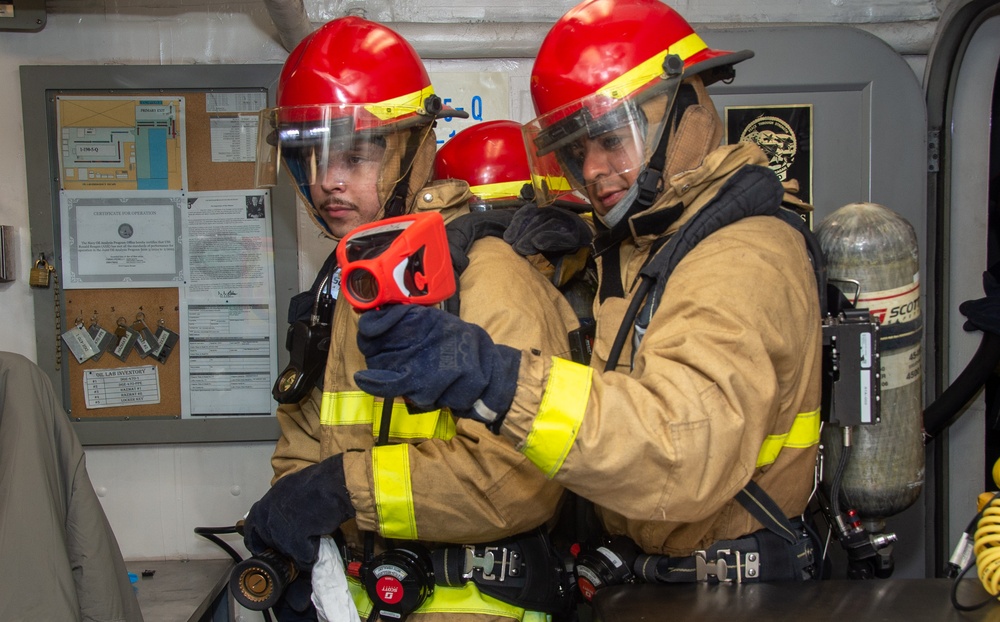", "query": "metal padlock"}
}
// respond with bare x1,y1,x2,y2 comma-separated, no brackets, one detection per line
29,256,52,288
